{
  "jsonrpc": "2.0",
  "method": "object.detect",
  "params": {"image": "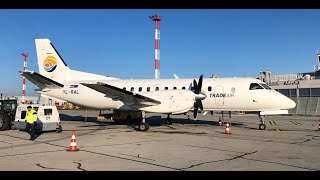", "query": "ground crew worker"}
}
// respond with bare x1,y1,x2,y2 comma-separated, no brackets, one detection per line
26,106,38,141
